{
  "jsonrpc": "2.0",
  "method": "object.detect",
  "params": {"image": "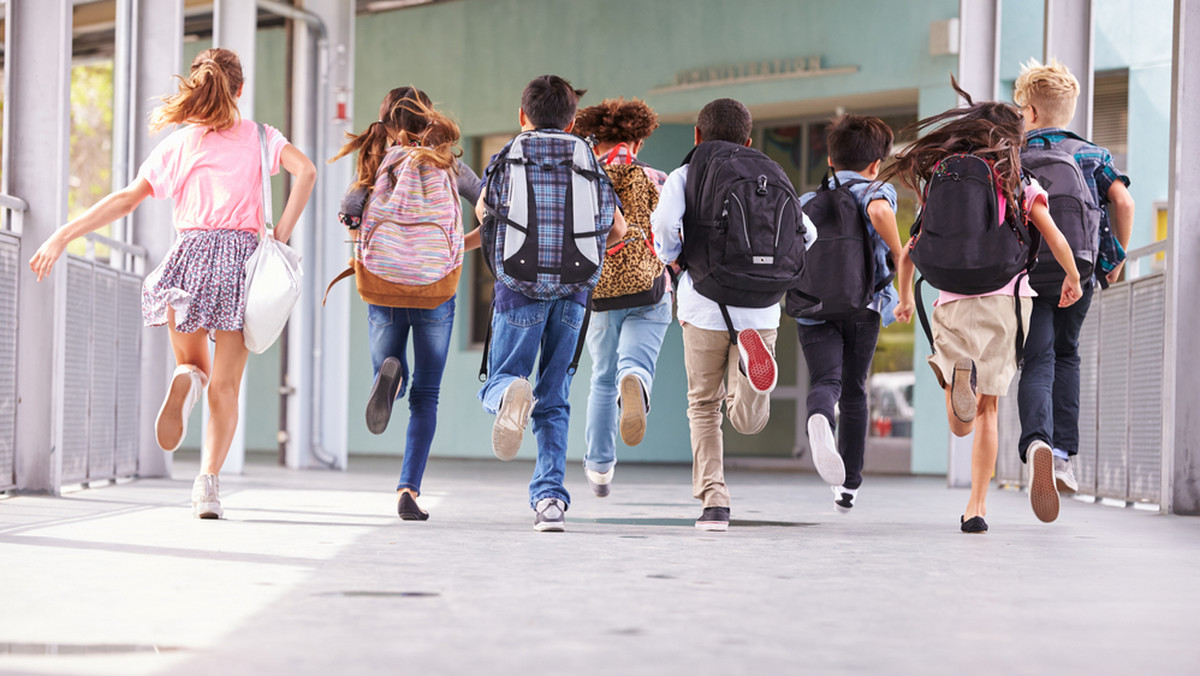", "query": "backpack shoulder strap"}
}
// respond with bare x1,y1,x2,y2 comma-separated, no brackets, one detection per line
322,265,356,307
